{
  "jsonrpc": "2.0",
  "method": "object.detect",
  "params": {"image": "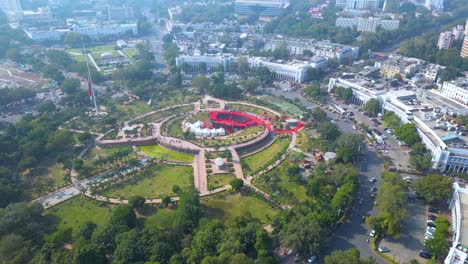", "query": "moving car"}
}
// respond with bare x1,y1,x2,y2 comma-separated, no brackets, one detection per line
378,247,389,253
308,256,317,263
